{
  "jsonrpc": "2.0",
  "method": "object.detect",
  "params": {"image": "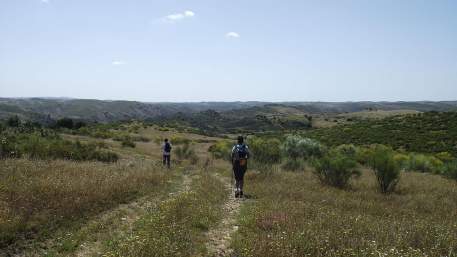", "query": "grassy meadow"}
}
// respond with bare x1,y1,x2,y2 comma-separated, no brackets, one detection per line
232,169,457,257
1,112,457,257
